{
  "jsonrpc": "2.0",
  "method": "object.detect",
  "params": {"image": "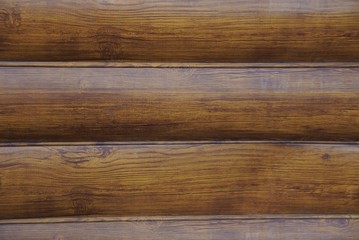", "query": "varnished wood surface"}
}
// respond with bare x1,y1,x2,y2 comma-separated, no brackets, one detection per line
1,216,358,240
1,67,359,142
0,142,358,219
2,62,359,68
1,0,358,62
2,214,358,224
